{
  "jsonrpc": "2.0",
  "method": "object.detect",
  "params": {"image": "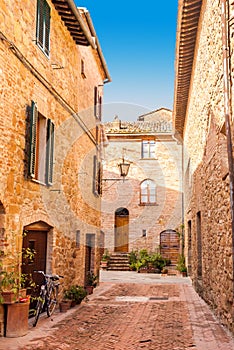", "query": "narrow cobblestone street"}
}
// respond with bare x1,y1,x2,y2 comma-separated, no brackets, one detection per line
1,271,234,350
